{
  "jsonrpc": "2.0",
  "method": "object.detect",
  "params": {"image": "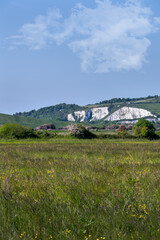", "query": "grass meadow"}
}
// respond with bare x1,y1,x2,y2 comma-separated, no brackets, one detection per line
0,138,160,239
